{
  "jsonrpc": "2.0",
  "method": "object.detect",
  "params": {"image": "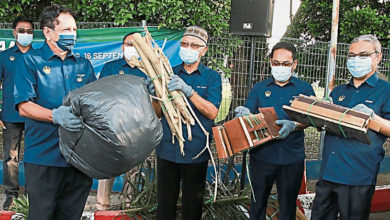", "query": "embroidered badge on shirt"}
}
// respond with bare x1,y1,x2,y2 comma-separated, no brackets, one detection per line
43,66,51,74
265,90,271,97
338,95,345,102
77,74,85,82
119,70,124,75
9,56,15,61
